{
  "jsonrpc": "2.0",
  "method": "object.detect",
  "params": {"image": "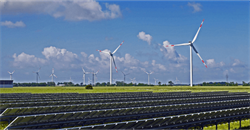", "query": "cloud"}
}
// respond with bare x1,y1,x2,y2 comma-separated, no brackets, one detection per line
42,46,78,62
160,40,187,63
12,52,47,68
232,59,245,67
206,59,225,68
188,2,202,13
0,0,122,21
137,31,153,45
1,21,26,28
